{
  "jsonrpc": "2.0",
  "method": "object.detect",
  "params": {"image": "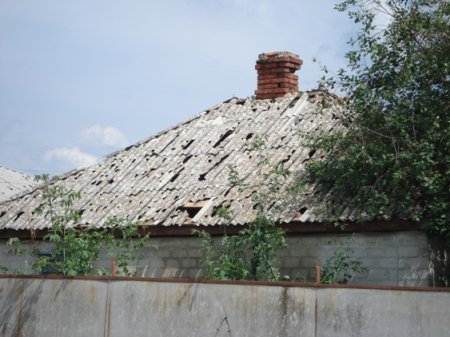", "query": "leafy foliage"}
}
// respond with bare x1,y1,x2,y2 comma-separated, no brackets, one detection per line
320,240,368,284
105,217,152,276
6,174,152,276
305,1,449,236
194,136,287,281
194,214,286,281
